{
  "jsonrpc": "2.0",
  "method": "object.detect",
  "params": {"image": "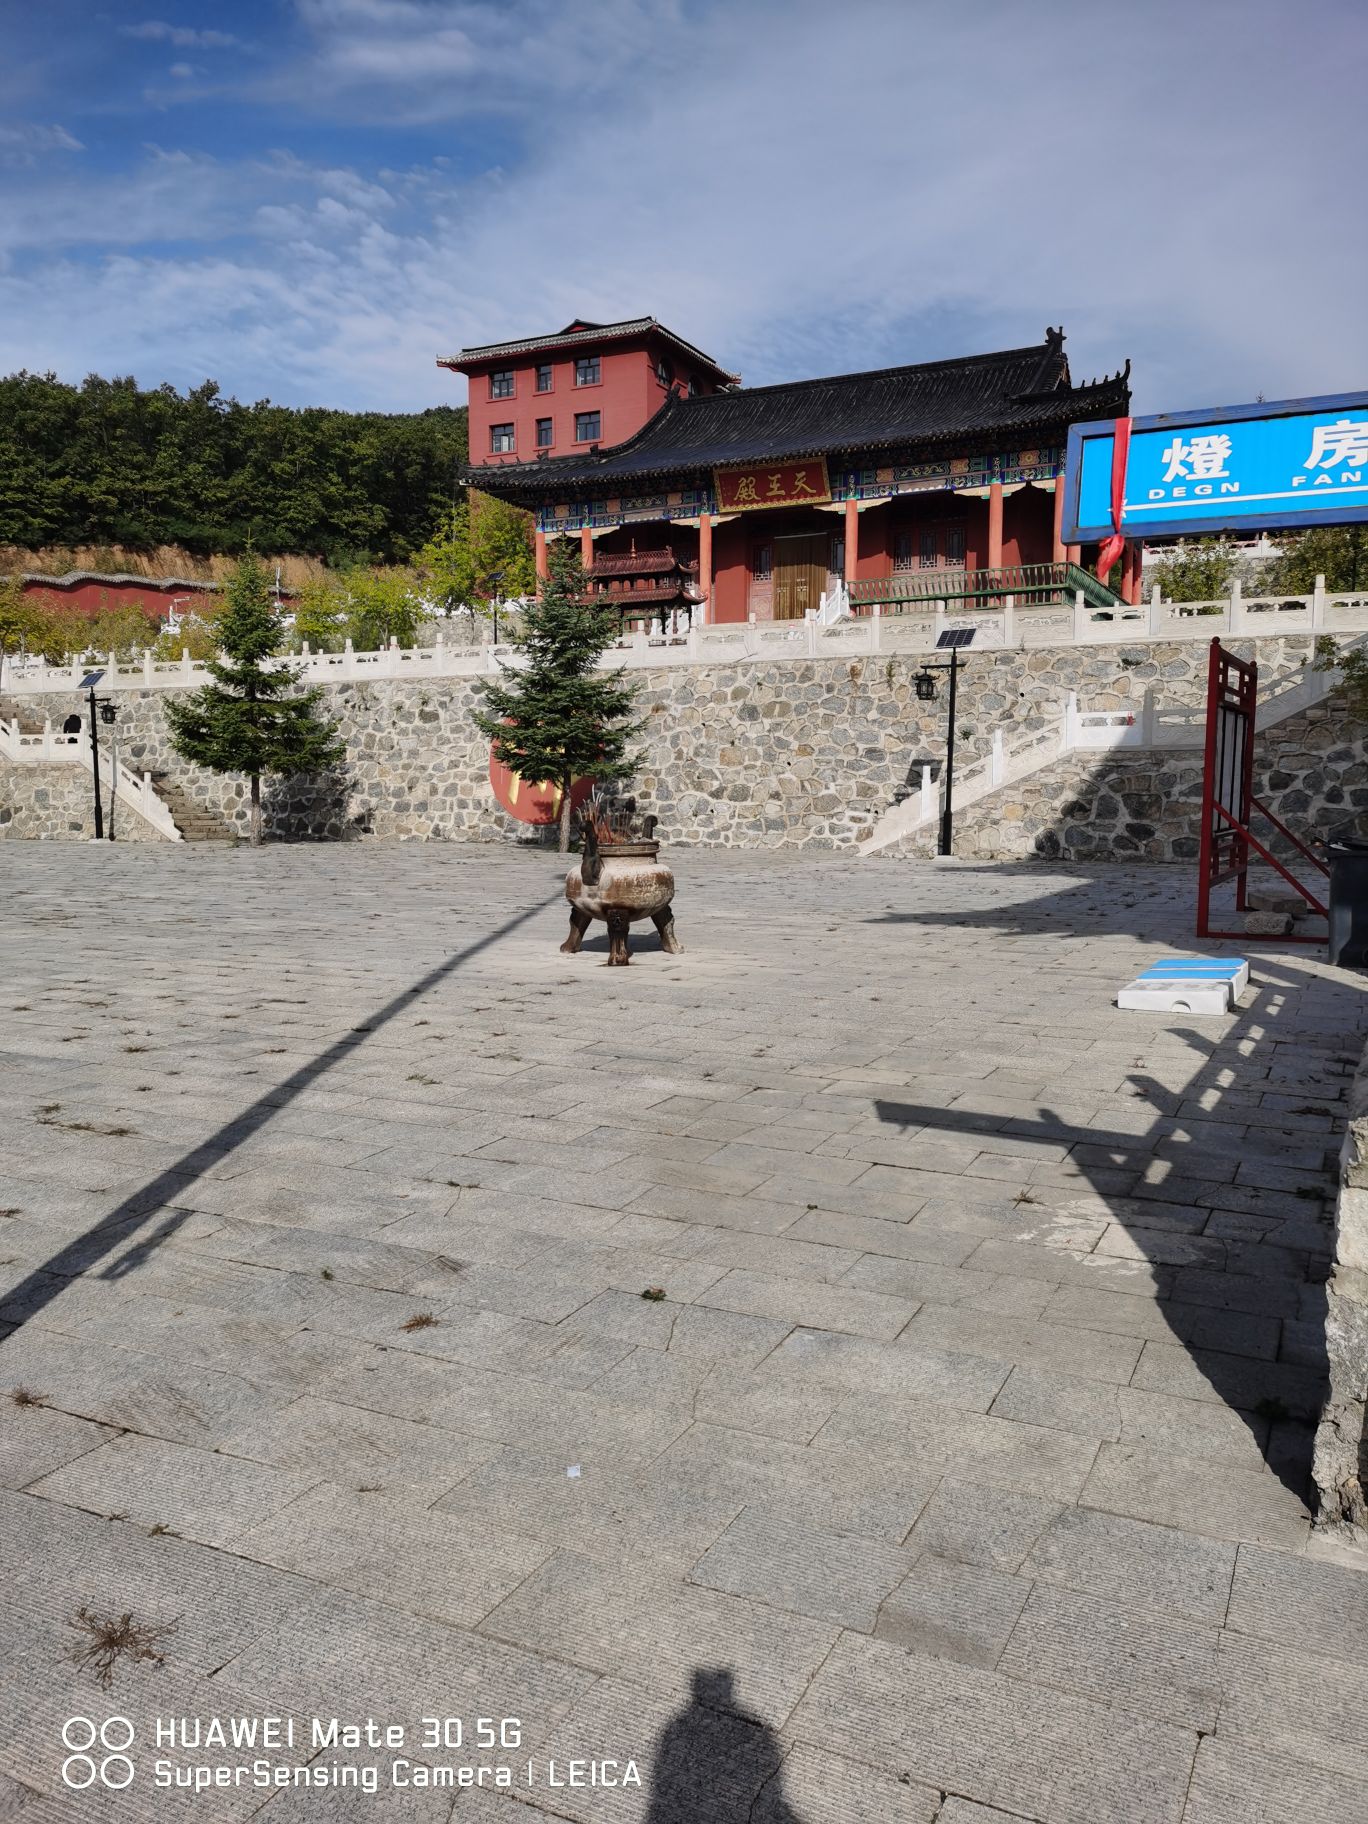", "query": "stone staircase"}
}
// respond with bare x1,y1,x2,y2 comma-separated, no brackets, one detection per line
148,774,233,841
860,646,1355,858
2,700,188,842
0,694,48,738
